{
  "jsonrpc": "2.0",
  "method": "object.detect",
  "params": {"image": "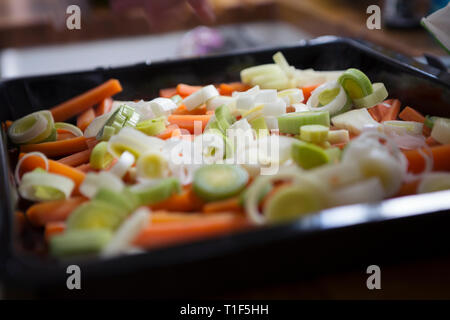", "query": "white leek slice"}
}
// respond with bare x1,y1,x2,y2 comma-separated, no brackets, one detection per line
14,151,49,184
101,207,150,257
84,110,115,138
8,111,53,144
240,64,283,84
278,88,304,105
108,127,164,159
291,103,310,113
417,172,450,194
193,132,225,164
149,97,177,117
19,170,74,202
80,171,124,198
421,4,450,53
383,120,423,136
136,150,169,179
255,89,278,104
113,100,153,120
110,151,135,179
330,177,385,206
54,122,83,137
206,95,236,111
327,129,350,144
265,116,279,131
332,108,380,135
353,83,388,108
431,117,450,144
307,81,348,116
182,85,219,111
262,98,286,117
